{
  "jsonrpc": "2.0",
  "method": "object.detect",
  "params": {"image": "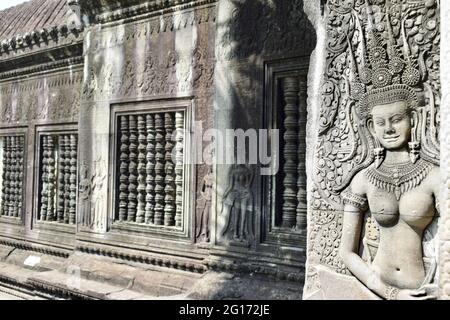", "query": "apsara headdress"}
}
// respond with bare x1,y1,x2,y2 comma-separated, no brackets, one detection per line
349,14,422,121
